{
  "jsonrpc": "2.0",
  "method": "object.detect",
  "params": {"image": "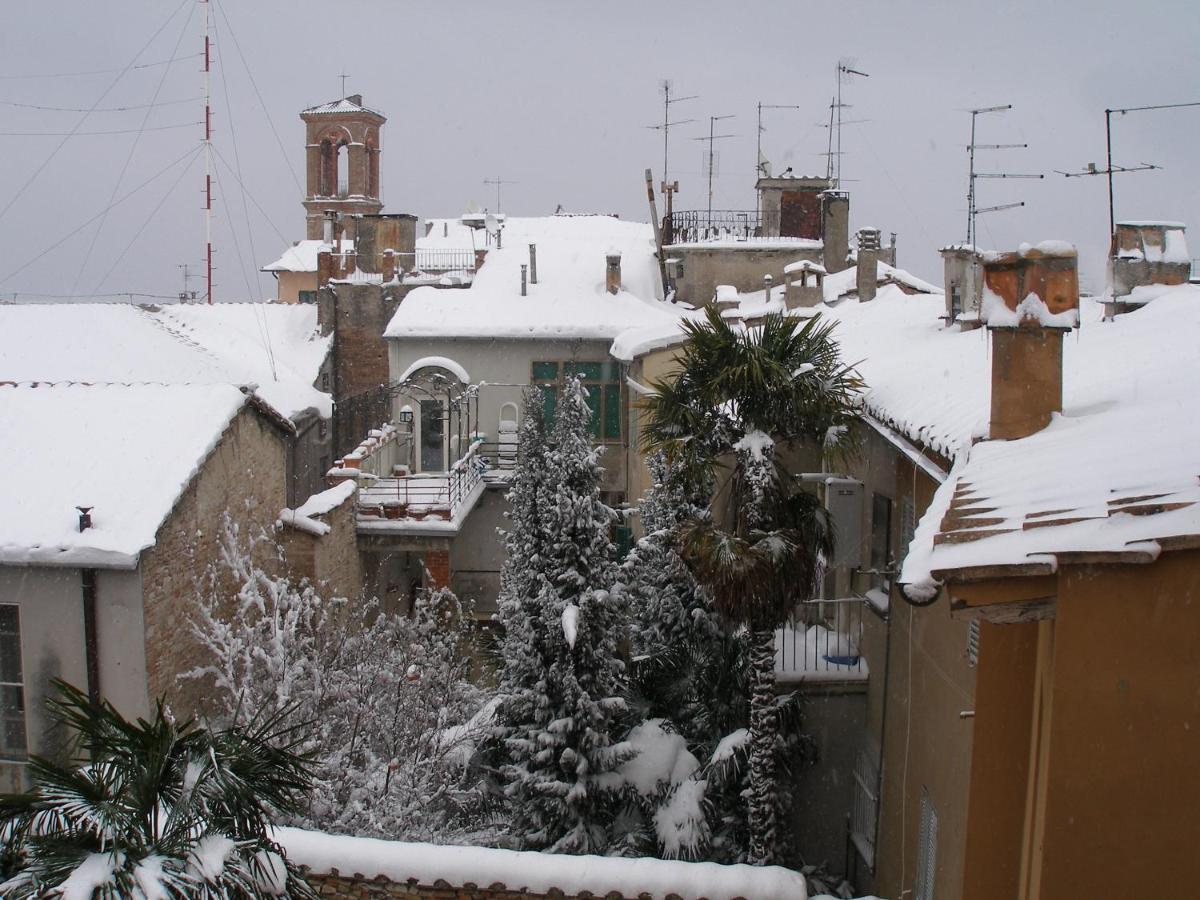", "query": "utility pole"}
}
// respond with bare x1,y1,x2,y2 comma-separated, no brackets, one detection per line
693,115,736,217
202,0,213,304
1057,100,1197,237
966,104,1042,248
645,80,696,198
482,176,517,214
834,62,868,188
